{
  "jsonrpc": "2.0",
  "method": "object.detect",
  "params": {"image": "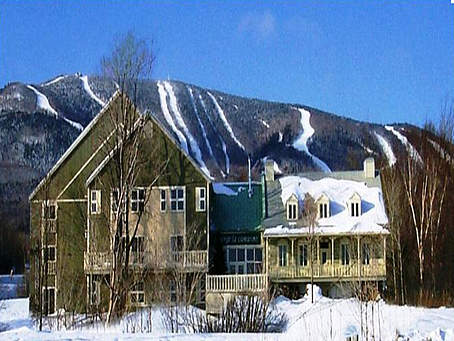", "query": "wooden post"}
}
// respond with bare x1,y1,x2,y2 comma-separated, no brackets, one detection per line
357,236,361,277
317,237,320,275
331,237,335,276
